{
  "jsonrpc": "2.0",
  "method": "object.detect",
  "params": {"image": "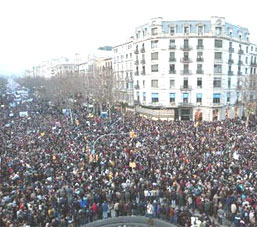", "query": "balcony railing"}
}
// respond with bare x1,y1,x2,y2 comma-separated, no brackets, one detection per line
238,60,243,65
180,85,192,90
134,60,139,65
237,71,243,75
250,61,257,67
196,70,204,74
196,57,204,62
169,70,176,74
228,71,234,75
178,102,194,107
180,57,192,63
134,49,139,54
196,45,204,50
238,49,244,55
134,85,140,89
180,70,192,75
228,59,234,64
229,47,234,53
180,45,193,51
140,47,145,53
169,58,176,62
140,59,146,64
134,71,139,76
214,58,223,63
169,44,176,49
141,71,146,75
